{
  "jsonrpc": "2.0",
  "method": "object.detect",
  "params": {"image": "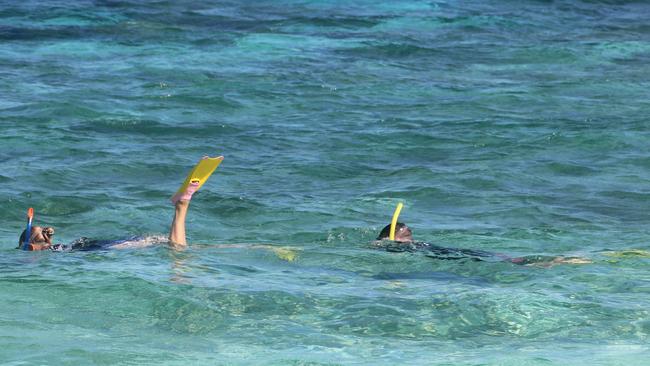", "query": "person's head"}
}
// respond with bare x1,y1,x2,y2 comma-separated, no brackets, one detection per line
17,226,55,248
376,222,413,242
